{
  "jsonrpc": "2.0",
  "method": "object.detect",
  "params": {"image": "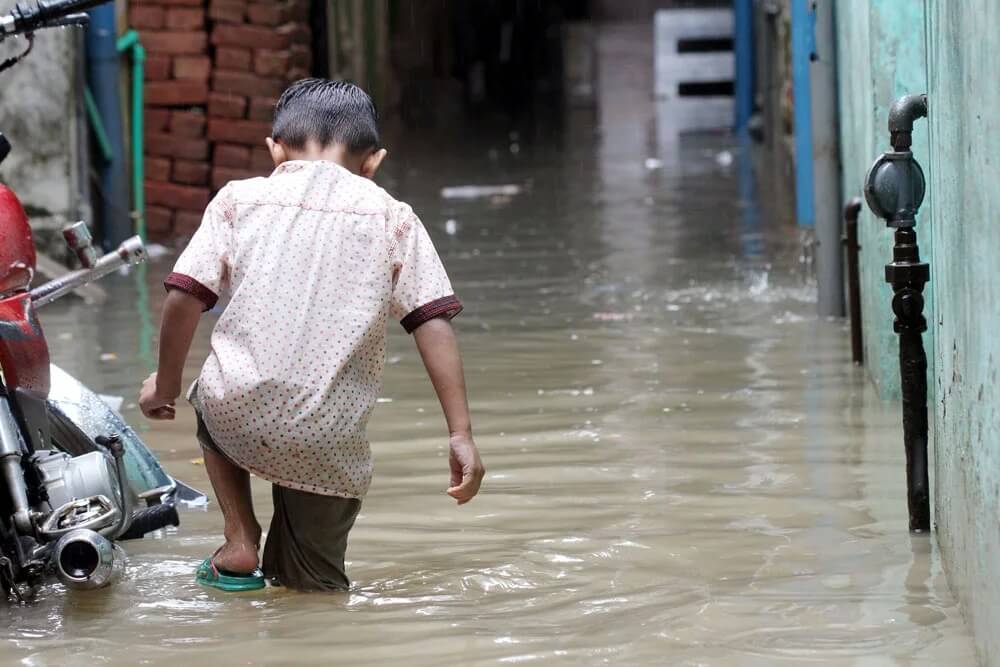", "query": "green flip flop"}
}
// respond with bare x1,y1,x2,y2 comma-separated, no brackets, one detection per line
195,558,266,592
